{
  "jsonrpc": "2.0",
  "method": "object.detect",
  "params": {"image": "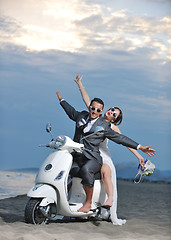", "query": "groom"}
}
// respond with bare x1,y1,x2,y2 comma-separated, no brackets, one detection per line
56,91,156,213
